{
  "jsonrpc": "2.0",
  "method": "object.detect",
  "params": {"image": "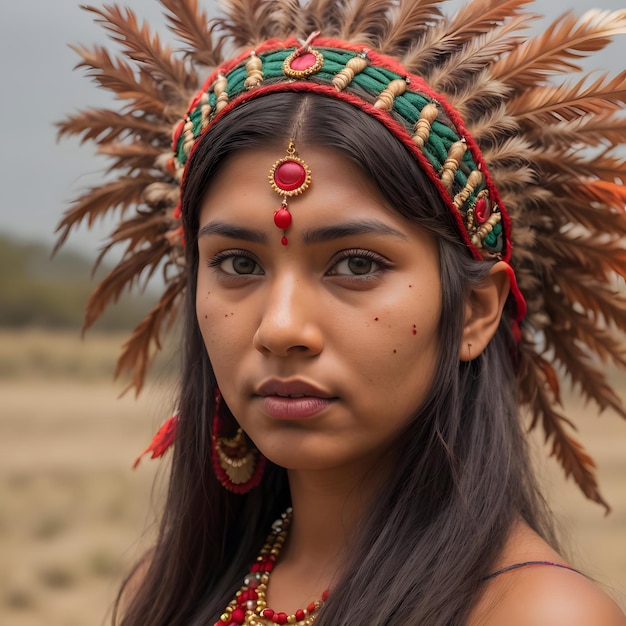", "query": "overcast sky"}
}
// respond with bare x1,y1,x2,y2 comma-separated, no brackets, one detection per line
1,0,624,259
